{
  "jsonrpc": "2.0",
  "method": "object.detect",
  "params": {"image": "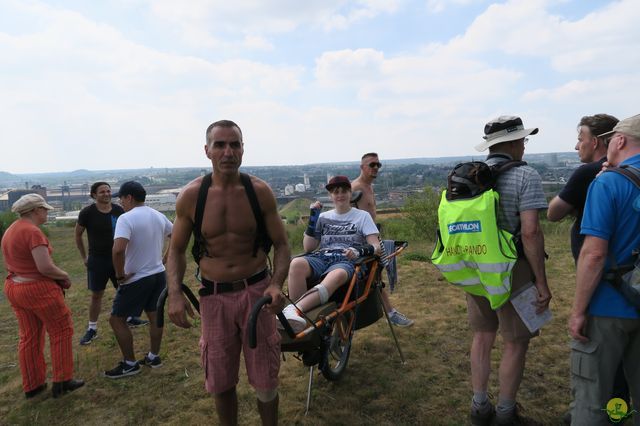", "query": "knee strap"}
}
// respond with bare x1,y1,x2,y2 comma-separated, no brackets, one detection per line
314,283,329,305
